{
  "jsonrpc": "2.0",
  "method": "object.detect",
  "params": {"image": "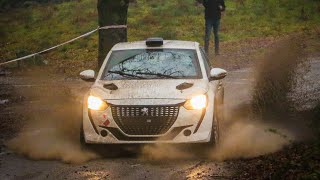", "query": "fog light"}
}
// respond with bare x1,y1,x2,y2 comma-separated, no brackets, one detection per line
100,130,108,137
183,129,192,137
